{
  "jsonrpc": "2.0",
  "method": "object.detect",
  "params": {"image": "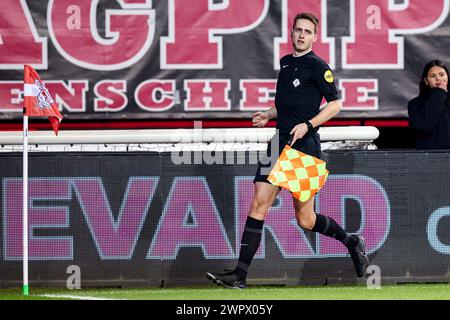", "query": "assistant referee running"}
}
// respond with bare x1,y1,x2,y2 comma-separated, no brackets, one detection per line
206,12,369,289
